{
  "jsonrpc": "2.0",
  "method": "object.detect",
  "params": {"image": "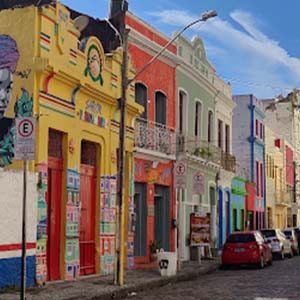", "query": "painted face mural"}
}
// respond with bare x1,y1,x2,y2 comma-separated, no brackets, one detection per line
84,44,104,86
0,35,33,167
